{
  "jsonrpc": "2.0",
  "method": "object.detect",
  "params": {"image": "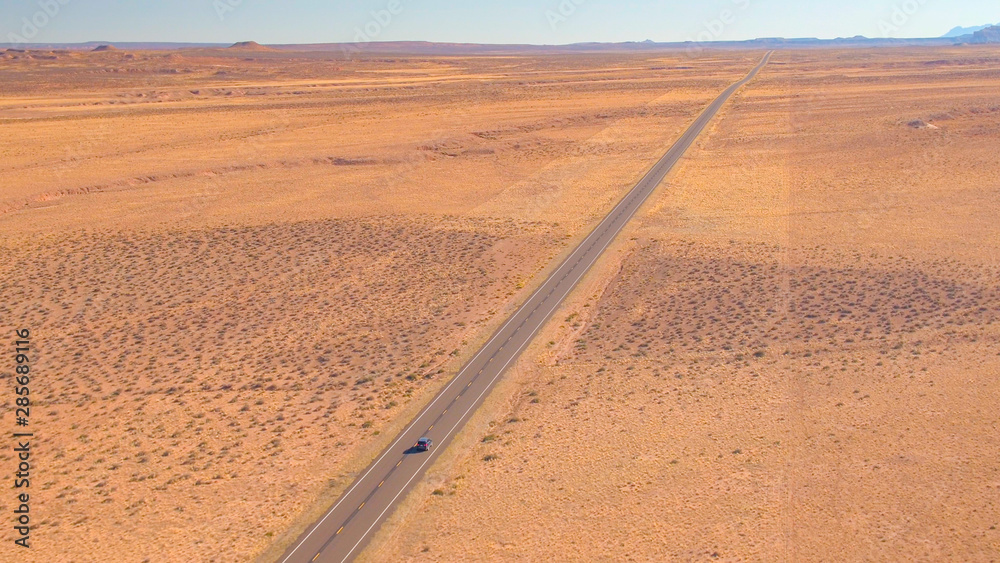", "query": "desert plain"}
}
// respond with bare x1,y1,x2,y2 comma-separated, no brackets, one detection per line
0,43,998,562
